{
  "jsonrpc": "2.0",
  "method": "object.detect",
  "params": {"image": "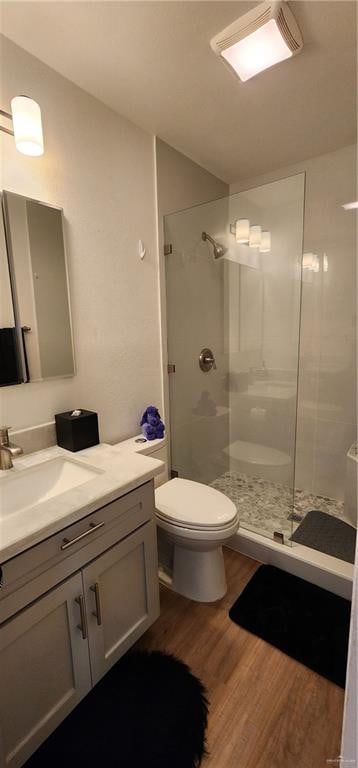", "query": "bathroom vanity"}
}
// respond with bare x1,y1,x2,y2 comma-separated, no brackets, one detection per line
0,444,163,768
